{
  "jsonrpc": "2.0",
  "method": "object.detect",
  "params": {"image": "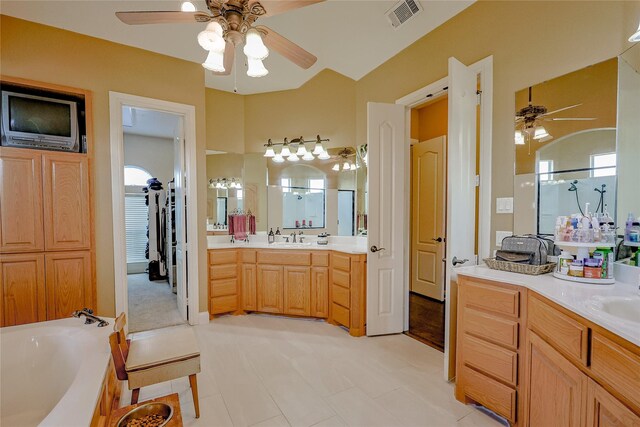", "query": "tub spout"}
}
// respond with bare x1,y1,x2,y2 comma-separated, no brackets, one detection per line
72,308,109,327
